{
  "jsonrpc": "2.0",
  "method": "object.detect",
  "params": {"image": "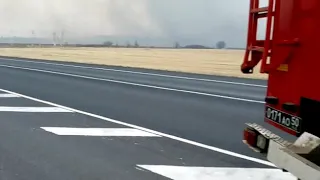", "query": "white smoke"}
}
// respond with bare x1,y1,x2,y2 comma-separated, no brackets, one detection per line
0,0,163,37
0,0,252,47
